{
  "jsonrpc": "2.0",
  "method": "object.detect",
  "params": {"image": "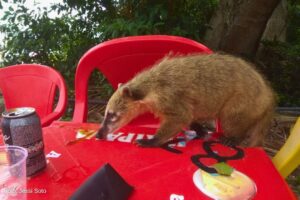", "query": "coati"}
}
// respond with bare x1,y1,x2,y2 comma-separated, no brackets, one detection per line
96,53,275,147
